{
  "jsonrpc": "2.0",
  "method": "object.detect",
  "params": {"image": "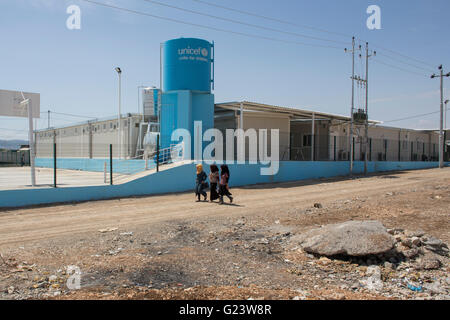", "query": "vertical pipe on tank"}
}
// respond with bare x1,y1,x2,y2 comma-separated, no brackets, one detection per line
160,43,163,90
211,41,215,91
